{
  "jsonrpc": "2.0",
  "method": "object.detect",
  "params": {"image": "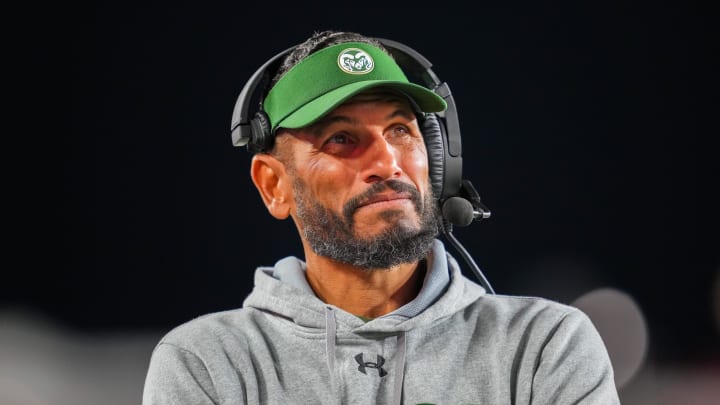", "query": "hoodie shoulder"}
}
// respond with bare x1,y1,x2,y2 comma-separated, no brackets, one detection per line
143,308,257,405
156,308,257,352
